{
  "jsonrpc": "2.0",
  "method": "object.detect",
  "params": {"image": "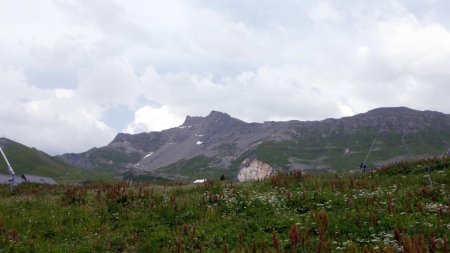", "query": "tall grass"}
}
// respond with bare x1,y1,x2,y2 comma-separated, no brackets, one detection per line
0,157,448,252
